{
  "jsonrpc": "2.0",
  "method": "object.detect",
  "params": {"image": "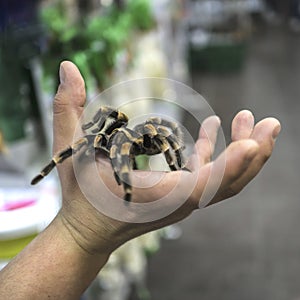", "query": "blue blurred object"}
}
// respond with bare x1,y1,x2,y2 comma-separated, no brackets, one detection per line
0,0,45,142
0,0,39,31
290,0,300,19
